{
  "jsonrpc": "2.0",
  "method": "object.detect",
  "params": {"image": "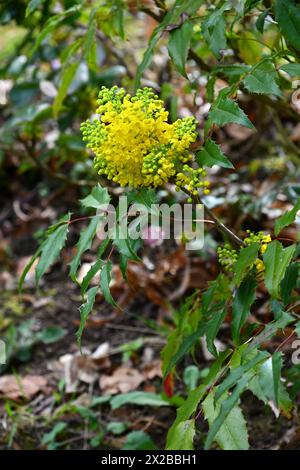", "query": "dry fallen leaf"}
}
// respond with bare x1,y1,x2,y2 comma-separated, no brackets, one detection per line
99,365,144,394
142,359,162,380
0,375,47,402
60,343,111,393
